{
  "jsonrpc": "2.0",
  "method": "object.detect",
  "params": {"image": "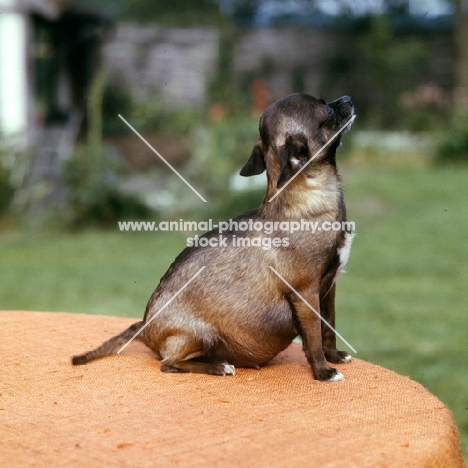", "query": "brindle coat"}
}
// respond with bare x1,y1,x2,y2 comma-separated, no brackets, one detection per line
72,93,355,381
